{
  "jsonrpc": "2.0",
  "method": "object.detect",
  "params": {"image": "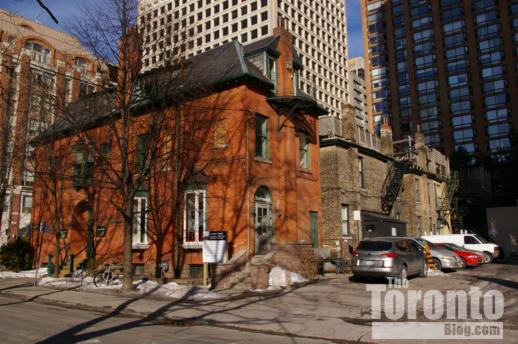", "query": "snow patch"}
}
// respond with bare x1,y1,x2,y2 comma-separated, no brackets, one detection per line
135,280,190,298
428,269,450,277
268,266,307,288
0,268,47,279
